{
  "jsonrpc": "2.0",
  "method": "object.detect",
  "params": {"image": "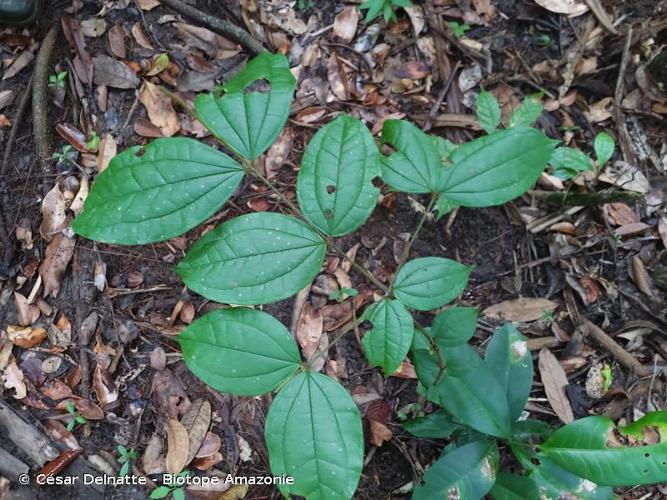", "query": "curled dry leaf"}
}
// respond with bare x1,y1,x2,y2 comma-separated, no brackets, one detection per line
7,325,47,349
605,202,638,226
2,44,35,80
192,451,223,471
538,348,574,424
369,419,393,447
143,433,166,475
483,297,557,322
327,53,349,101
93,365,118,405
39,184,67,241
93,55,140,89
61,16,93,85
195,432,221,458
166,418,190,473
139,81,180,137
131,22,154,50
14,292,40,326
180,399,211,465
535,0,588,16
3,361,27,398
97,133,117,172
70,176,89,216
40,233,76,298
41,379,74,400
43,420,80,450
631,256,655,297
333,7,359,43
295,303,324,370
264,127,293,179
150,346,167,370
599,161,650,193
72,398,104,420
584,97,613,123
